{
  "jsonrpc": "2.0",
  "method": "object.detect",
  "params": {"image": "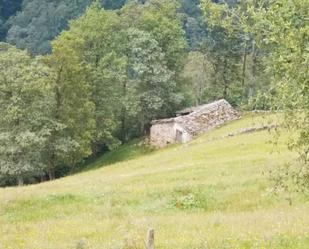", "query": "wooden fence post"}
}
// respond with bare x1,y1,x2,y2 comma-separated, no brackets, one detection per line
145,228,154,249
